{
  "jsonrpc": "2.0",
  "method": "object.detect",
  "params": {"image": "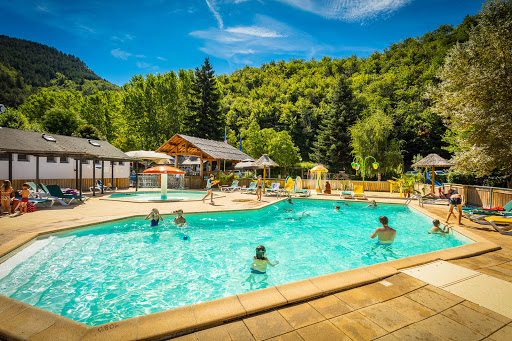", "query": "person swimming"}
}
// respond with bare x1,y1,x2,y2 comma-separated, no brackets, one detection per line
145,208,163,226
366,200,378,208
173,209,186,226
285,211,308,220
370,216,396,245
428,219,451,234
335,205,341,211
287,197,293,204
250,245,279,274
